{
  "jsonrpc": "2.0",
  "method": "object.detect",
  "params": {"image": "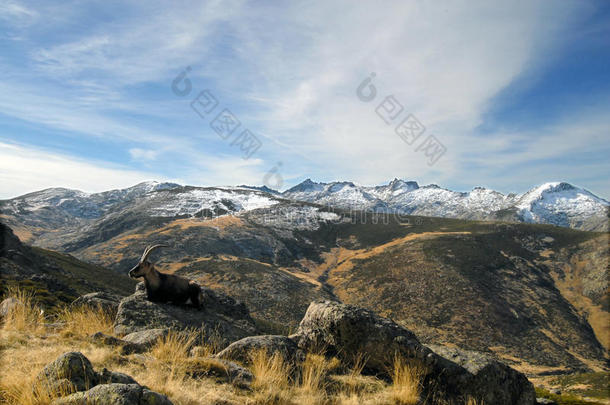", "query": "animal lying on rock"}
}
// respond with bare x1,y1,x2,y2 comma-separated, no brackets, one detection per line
128,245,203,309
